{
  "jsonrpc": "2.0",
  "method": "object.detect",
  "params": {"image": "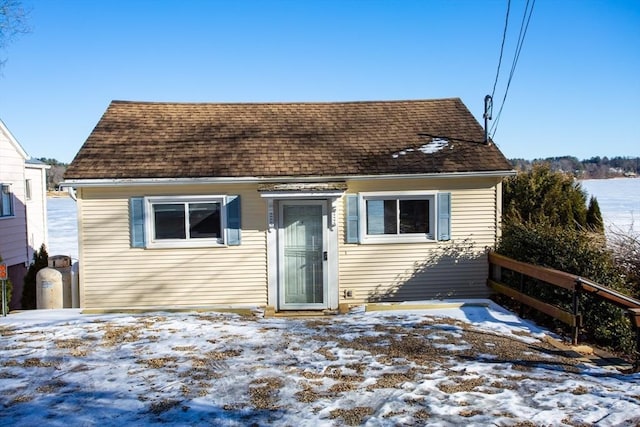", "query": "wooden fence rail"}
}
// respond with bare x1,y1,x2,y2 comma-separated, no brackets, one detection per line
487,252,640,368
